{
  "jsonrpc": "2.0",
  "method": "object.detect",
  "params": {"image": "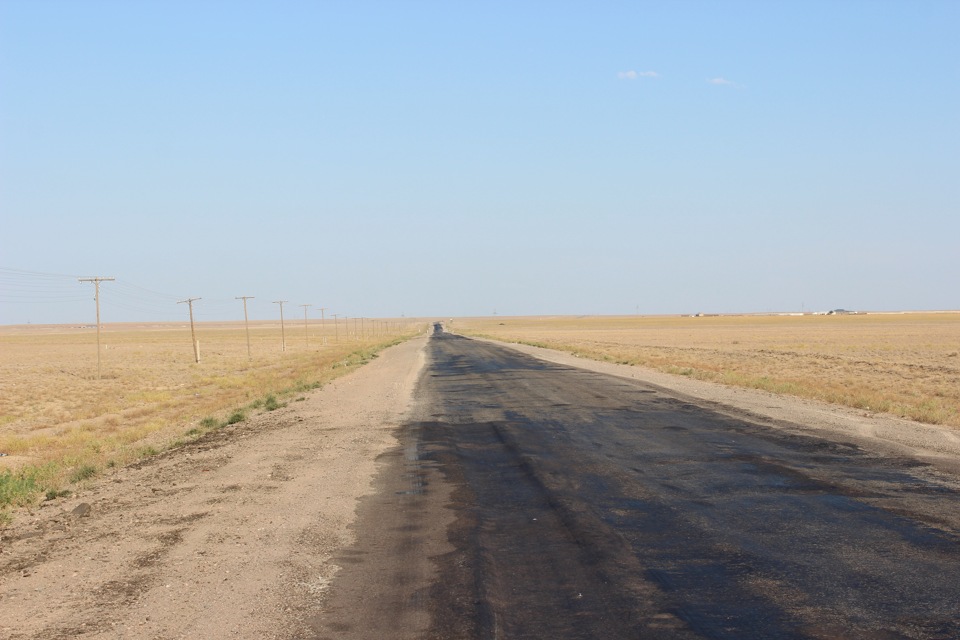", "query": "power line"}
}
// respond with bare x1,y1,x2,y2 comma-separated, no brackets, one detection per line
273,300,288,352
78,276,115,380
236,296,255,360
300,304,312,348
318,307,328,345
178,298,202,363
